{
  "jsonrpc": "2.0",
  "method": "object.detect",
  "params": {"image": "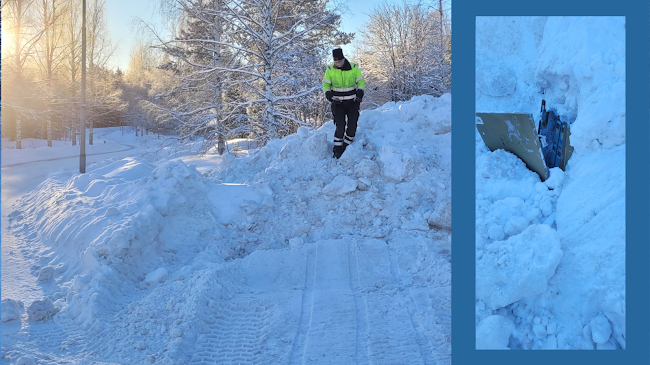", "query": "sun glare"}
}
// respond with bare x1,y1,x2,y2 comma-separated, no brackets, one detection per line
1,24,15,55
